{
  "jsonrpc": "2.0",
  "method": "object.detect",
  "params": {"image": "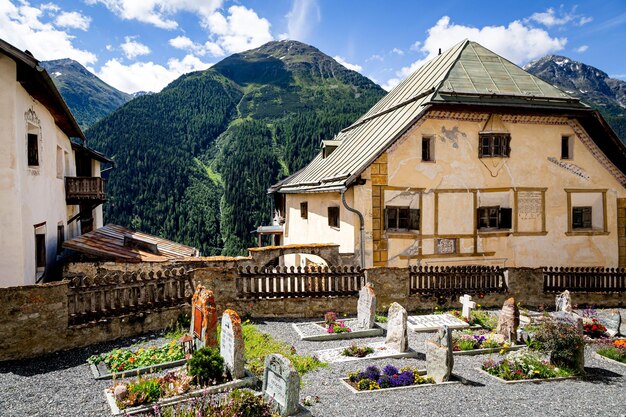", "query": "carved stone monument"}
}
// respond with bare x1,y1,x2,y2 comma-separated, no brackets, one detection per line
190,285,218,349
385,302,408,352
425,325,453,383
496,297,519,343
220,309,245,379
357,283,376,329
555,290,572,313
263,354,300,416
